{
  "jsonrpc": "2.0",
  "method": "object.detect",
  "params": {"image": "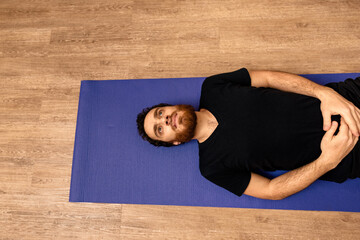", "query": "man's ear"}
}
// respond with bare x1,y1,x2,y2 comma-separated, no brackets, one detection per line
172,141,181,146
